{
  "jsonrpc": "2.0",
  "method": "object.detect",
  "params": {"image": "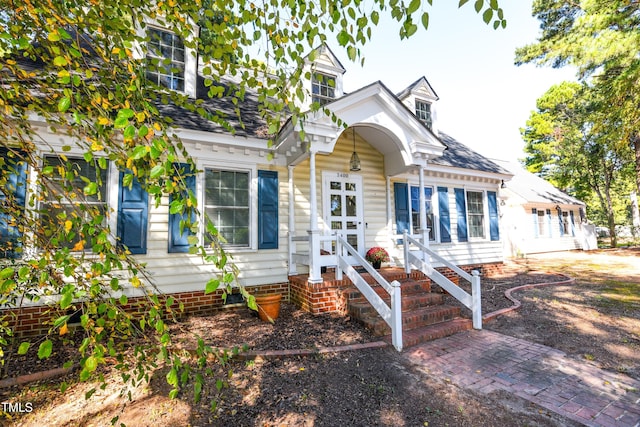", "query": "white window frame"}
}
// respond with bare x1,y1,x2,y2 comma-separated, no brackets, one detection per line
199,161,257,252
311,72,336,106
146,26,186,92
415,99,433,129
39,154,113,252
409,184,436,242
536,209,547,238
465,189,486,240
